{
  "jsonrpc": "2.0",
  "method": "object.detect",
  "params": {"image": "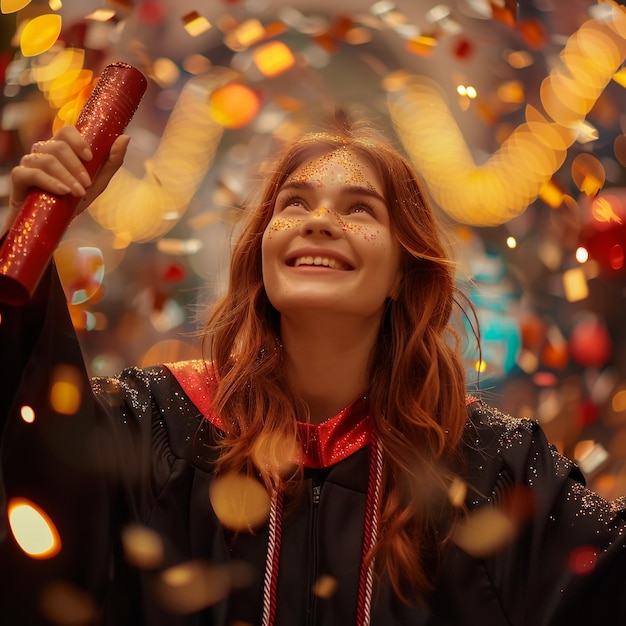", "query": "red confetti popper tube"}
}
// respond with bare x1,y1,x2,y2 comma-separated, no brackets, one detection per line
0,62,147,306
